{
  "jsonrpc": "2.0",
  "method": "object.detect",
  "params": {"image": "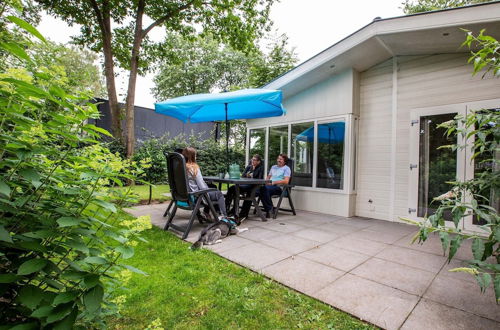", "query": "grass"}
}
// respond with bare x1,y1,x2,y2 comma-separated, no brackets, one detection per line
109,226,375,329
113,184,231,204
